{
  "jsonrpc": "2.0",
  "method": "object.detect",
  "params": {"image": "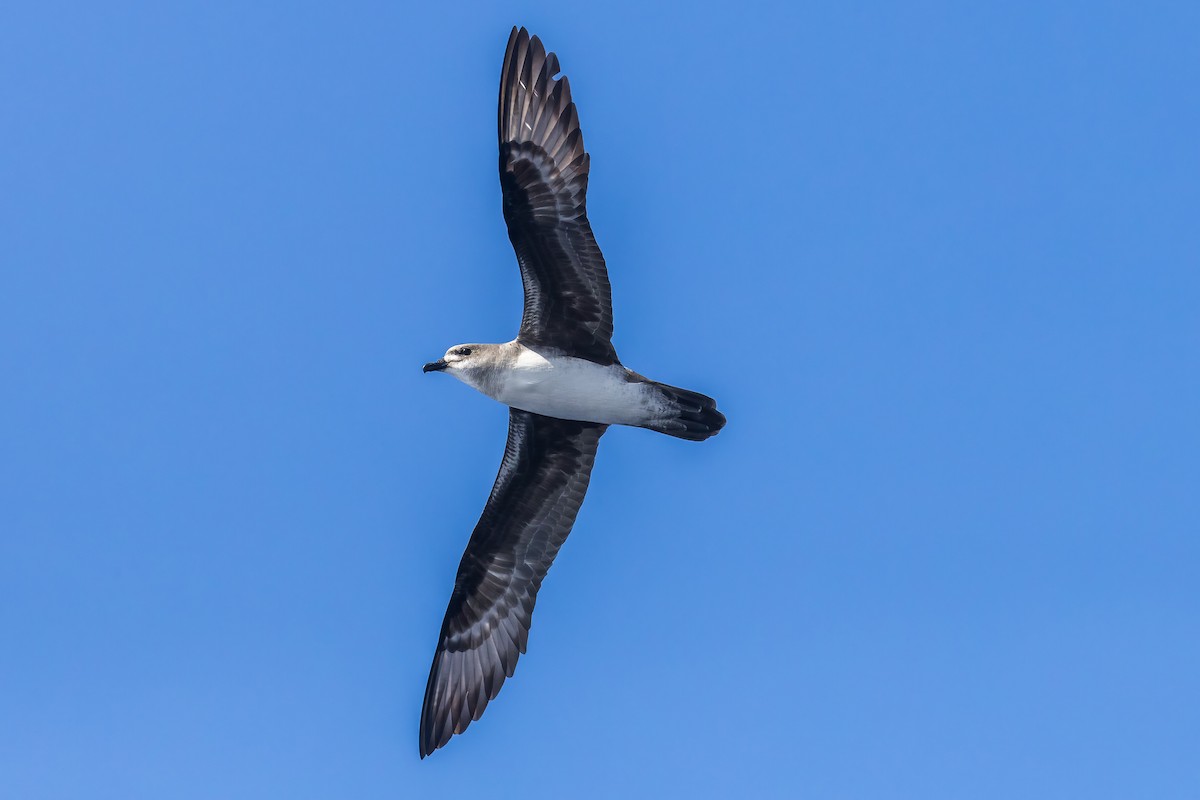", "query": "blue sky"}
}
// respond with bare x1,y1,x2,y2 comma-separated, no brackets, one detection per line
2,1,1198,797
